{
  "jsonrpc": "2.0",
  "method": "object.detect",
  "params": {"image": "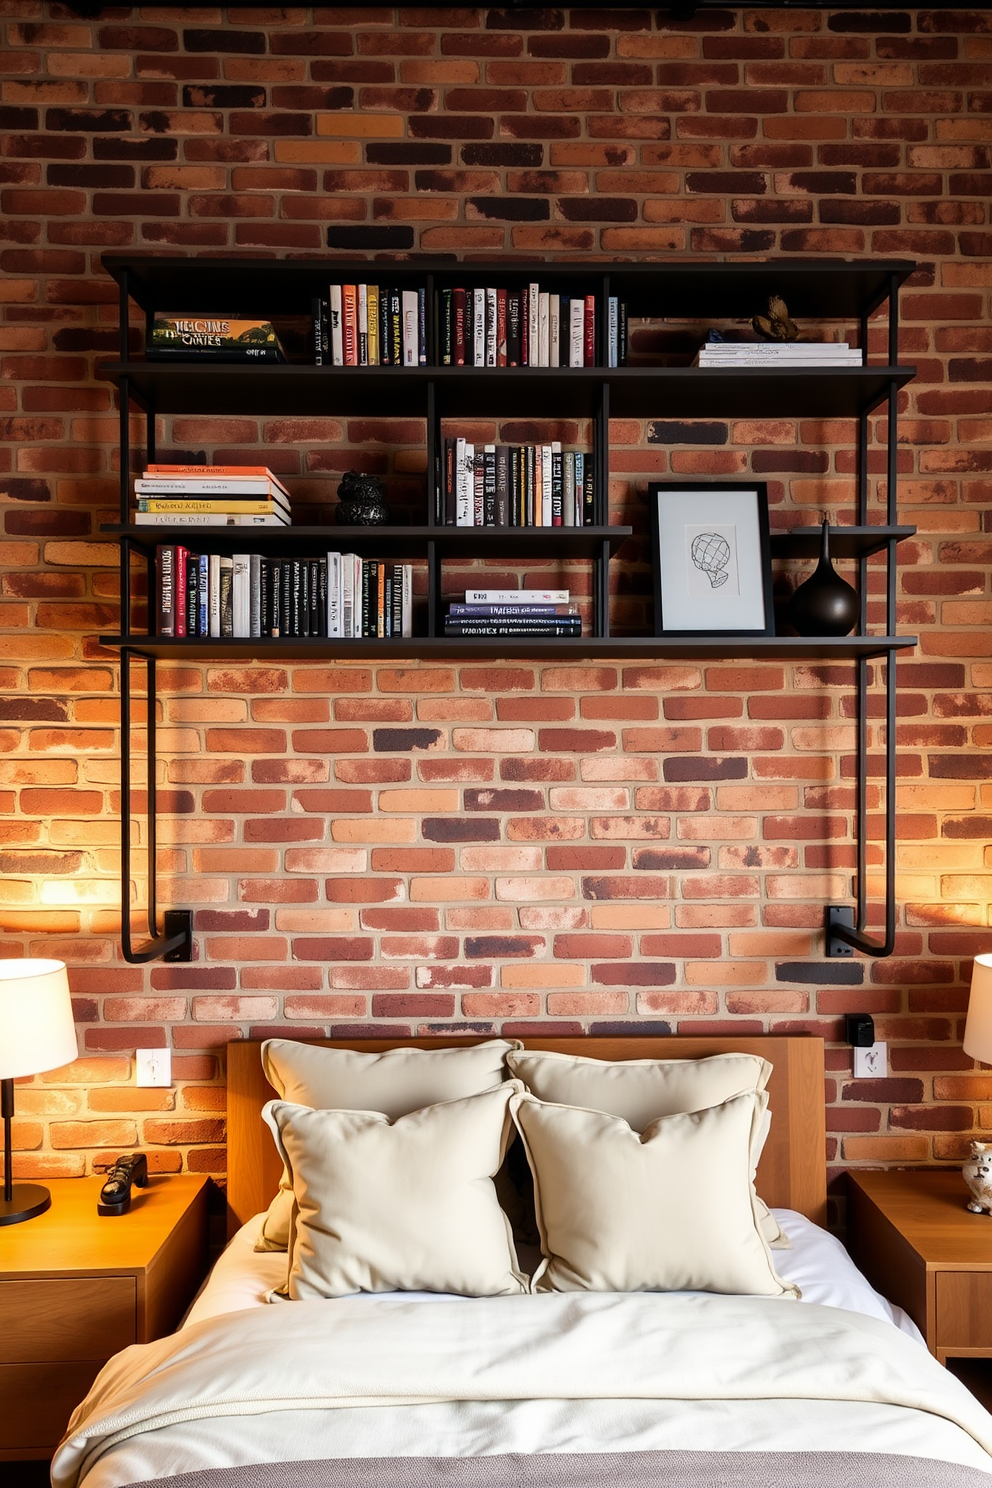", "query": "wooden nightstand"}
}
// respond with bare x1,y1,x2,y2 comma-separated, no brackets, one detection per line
0,1175,209,1461
847,1169,992,1364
